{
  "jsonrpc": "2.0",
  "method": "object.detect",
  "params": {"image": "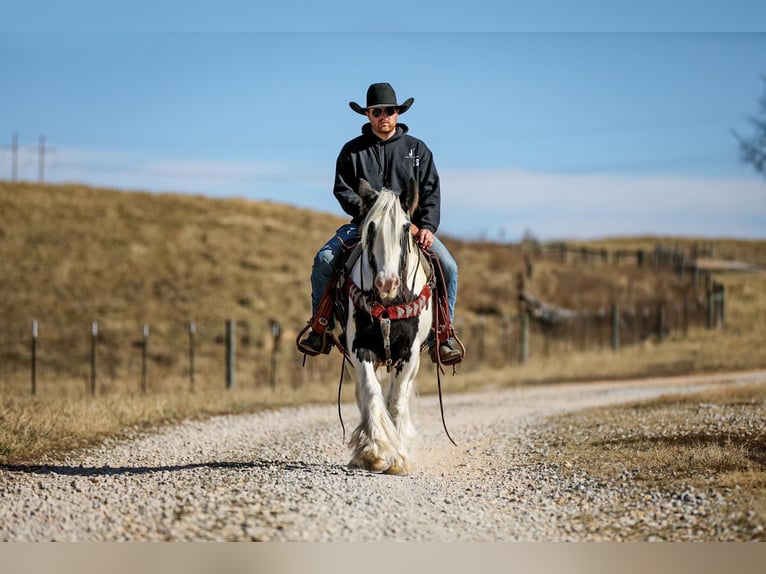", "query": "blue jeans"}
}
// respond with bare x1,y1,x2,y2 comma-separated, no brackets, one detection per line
311,223,458,323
